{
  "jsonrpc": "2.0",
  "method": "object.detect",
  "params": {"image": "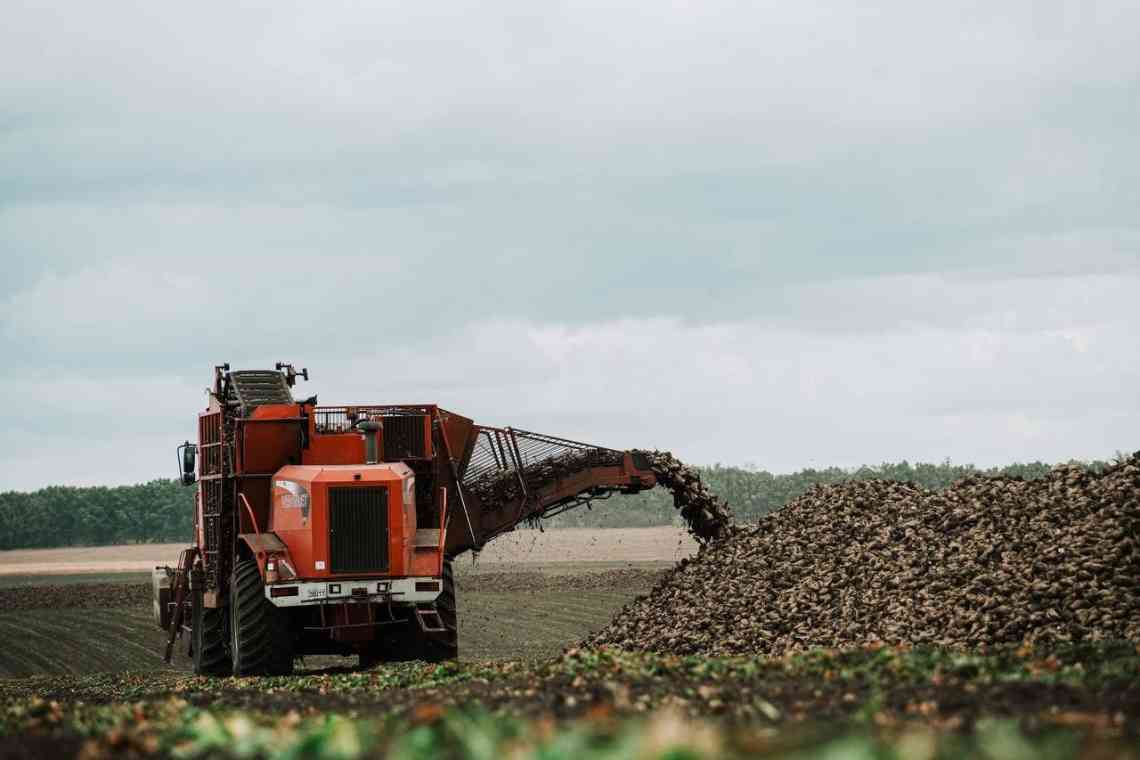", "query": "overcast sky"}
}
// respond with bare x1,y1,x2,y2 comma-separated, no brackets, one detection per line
2,0,1138,491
